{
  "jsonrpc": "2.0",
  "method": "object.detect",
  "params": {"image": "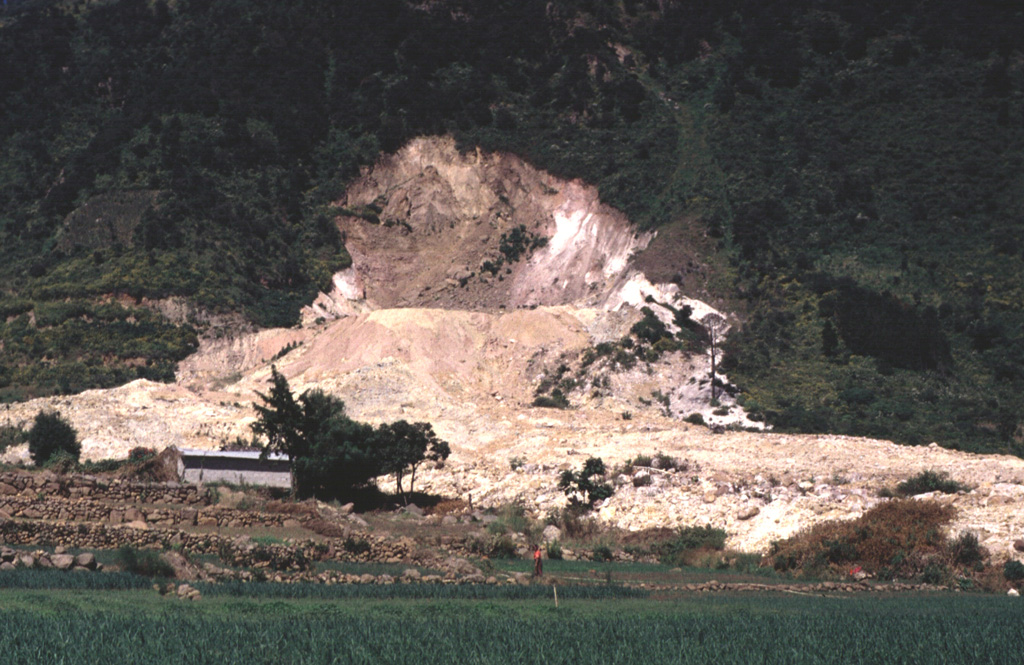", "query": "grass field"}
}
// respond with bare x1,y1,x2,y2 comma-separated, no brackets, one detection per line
0,580,1020,664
